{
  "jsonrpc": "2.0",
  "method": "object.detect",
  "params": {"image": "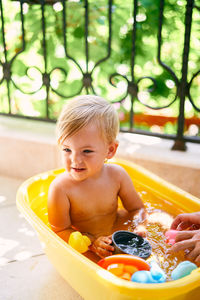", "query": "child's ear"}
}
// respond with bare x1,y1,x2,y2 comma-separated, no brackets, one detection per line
107,140,119,159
